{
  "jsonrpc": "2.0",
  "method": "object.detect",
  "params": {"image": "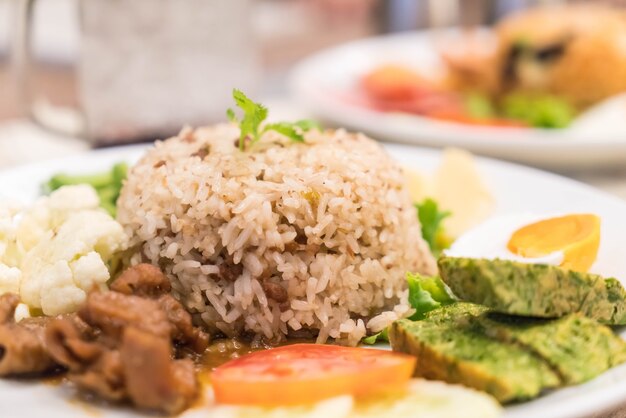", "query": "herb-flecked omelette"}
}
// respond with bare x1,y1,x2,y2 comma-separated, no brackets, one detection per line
389,303,626,402
390,304,560,403
438,257,626,324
